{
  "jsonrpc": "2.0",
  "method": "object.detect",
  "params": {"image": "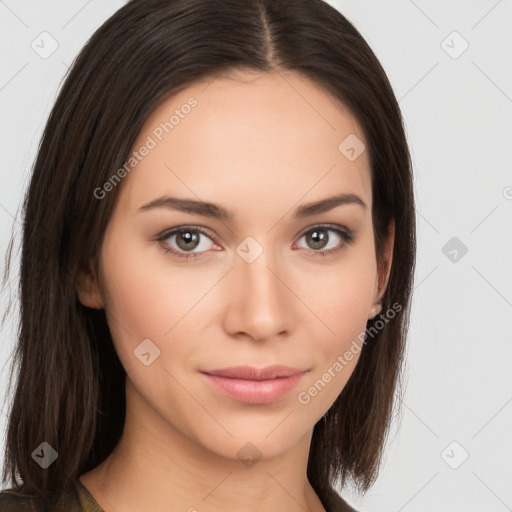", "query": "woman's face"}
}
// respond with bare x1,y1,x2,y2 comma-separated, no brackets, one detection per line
79,70,393,462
